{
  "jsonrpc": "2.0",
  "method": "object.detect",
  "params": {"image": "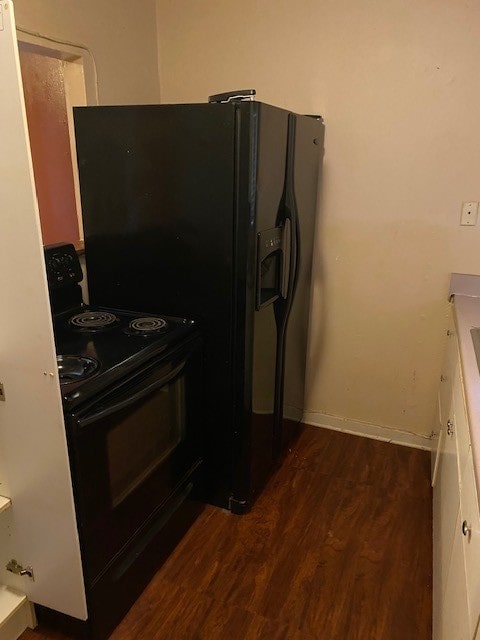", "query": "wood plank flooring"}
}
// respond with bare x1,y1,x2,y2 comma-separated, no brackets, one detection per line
20,425,432,640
